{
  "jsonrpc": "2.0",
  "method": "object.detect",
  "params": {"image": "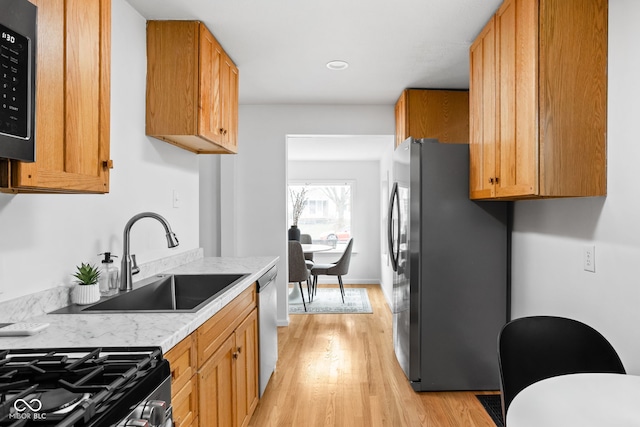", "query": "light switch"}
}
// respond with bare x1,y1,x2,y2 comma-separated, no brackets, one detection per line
172,190,181,208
